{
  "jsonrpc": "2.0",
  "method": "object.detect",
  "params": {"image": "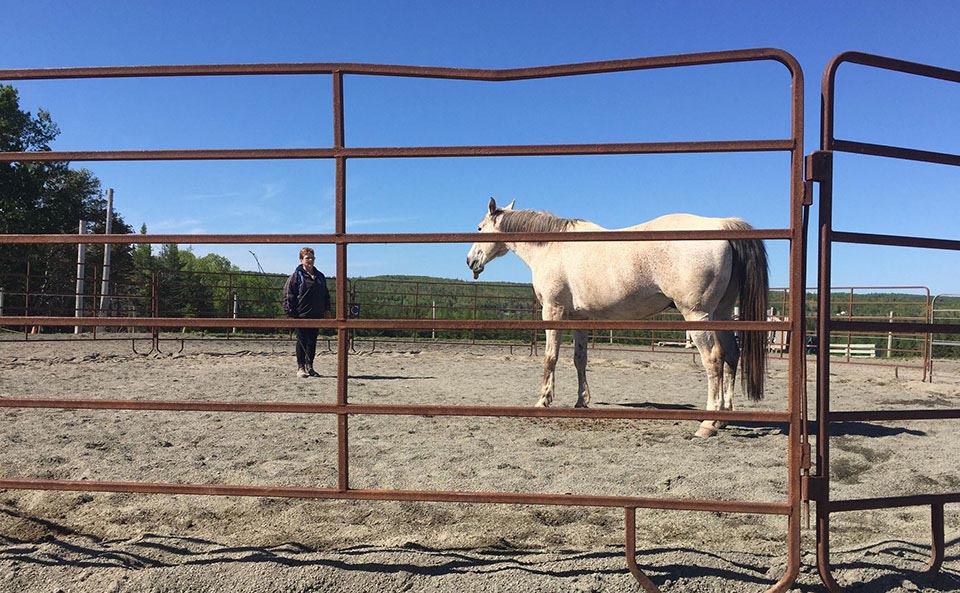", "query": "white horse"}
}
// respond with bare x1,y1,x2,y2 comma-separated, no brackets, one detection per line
466,198,768,438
